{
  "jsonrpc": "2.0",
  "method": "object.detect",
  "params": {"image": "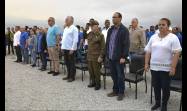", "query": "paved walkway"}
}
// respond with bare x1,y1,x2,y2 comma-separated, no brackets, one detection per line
5,55,181,110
